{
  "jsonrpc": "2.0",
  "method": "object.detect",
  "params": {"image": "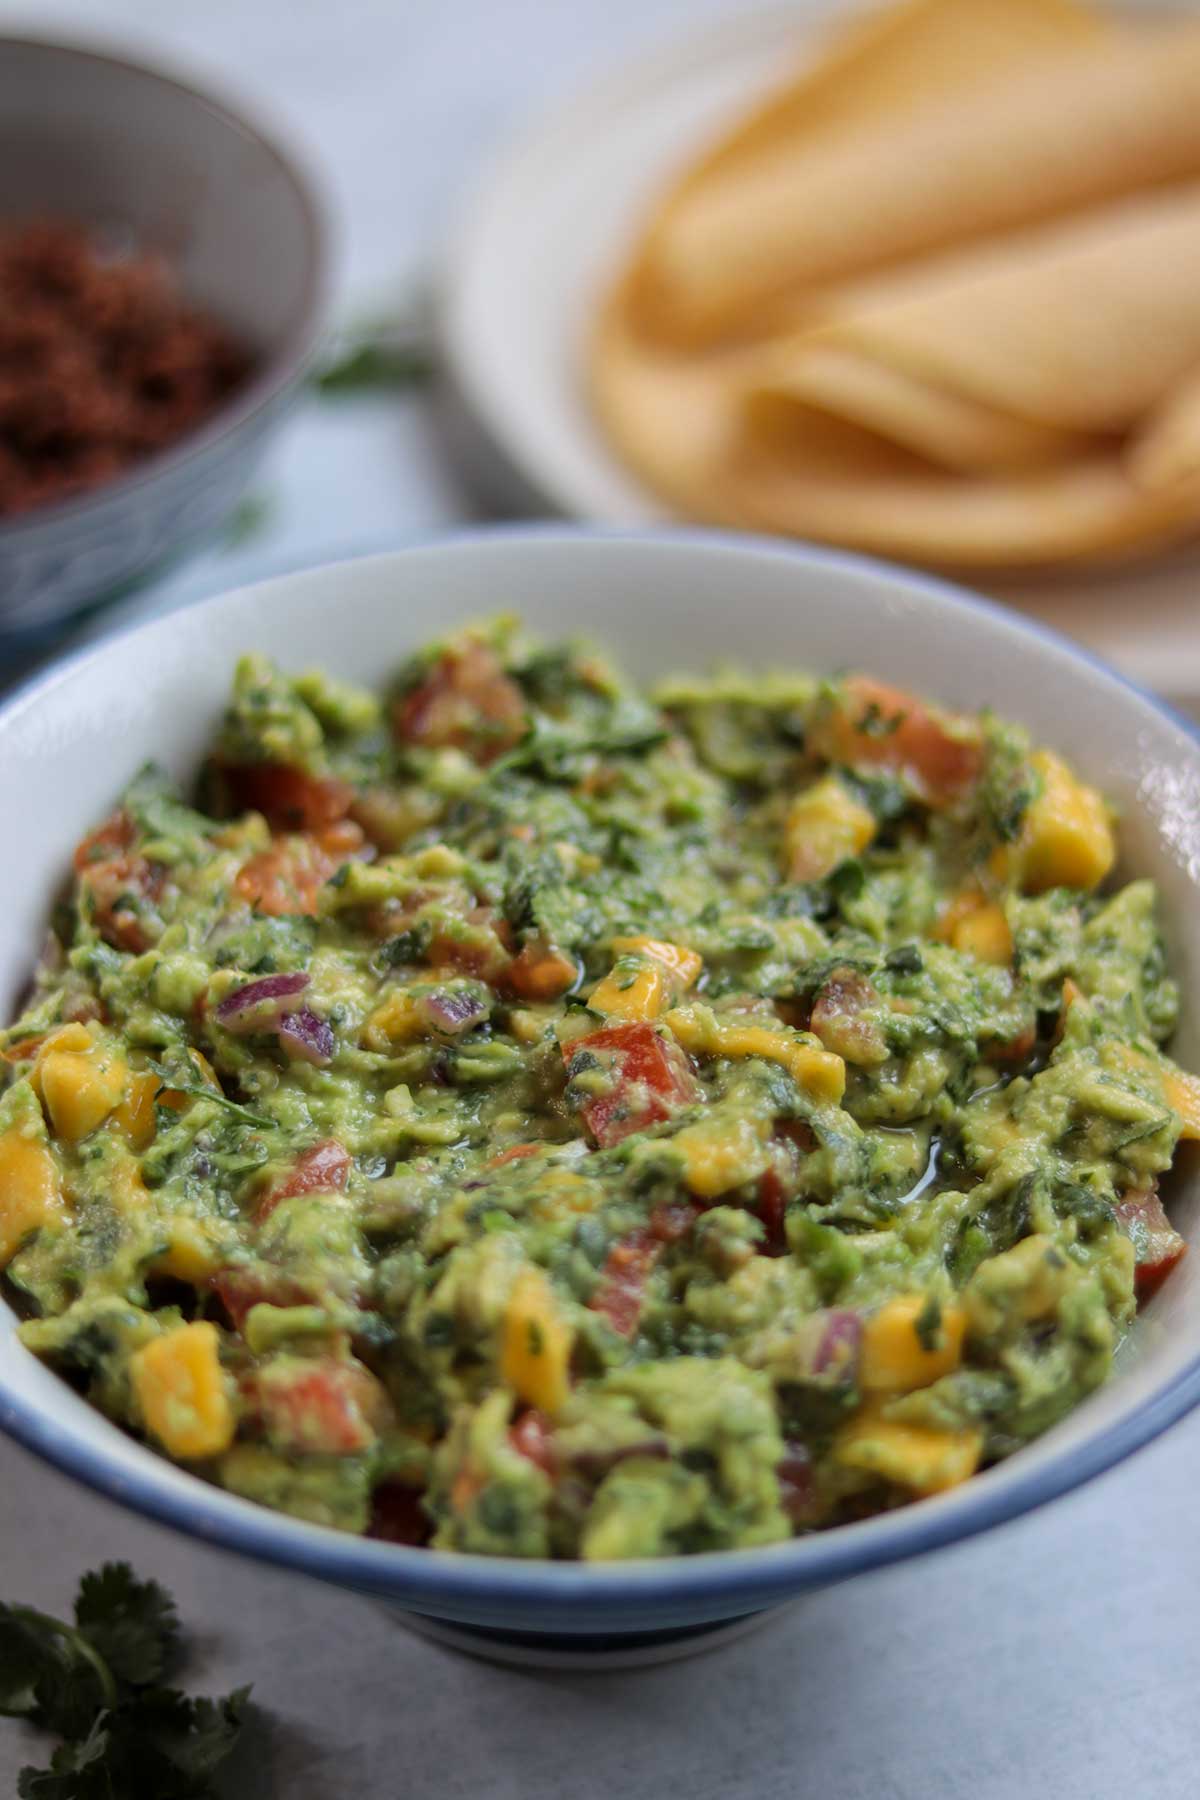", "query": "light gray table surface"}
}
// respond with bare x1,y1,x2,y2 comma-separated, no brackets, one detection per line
0,1,1198,1794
